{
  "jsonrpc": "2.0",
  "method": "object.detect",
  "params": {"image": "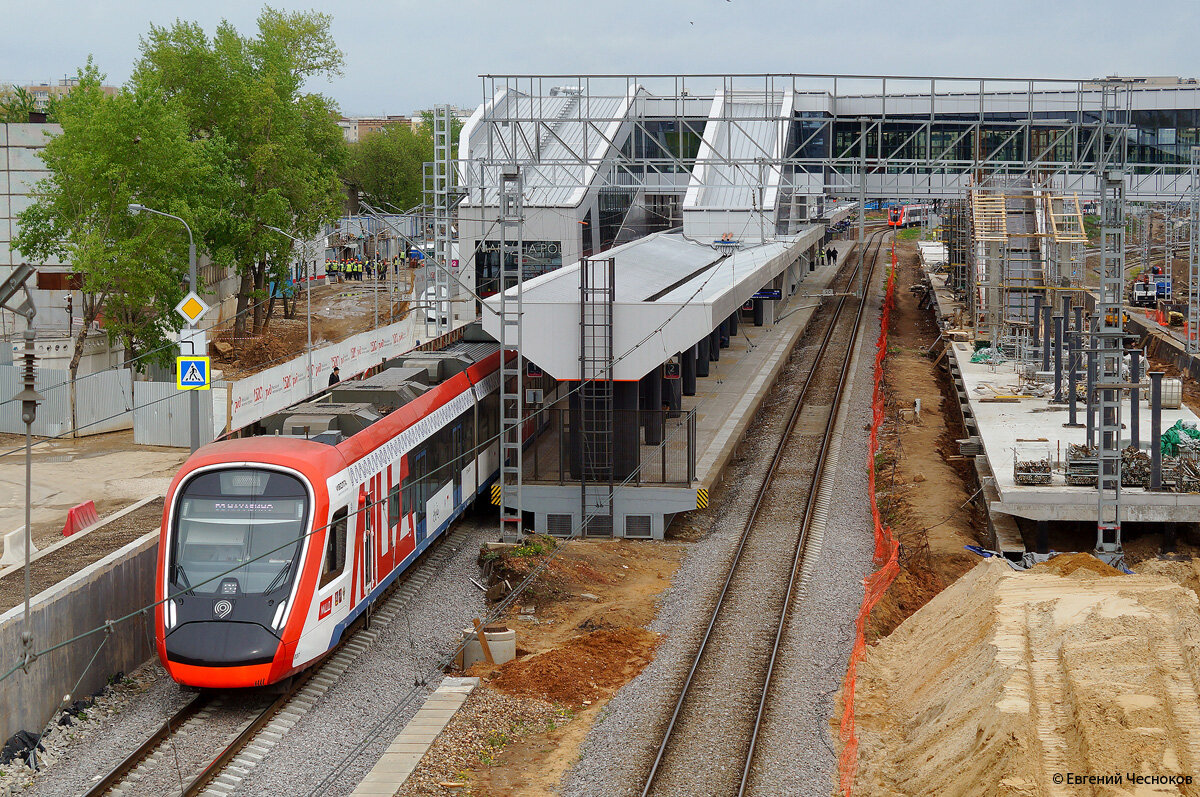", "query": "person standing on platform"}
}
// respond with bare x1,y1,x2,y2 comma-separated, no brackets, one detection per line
328,366,340,386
